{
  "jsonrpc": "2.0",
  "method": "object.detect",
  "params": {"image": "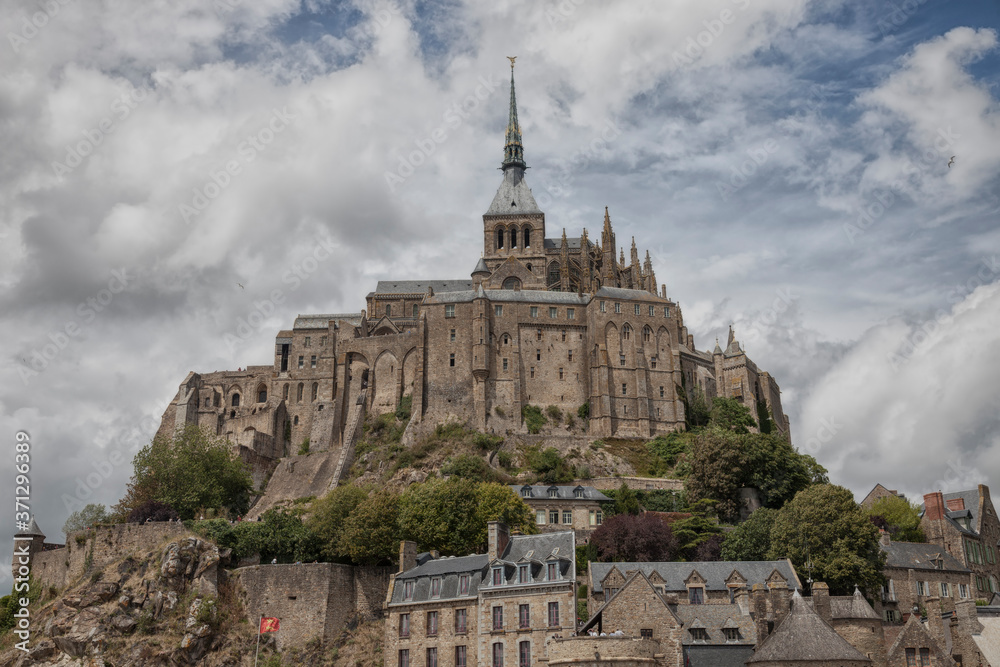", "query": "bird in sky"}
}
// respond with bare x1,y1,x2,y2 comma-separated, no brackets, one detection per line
948,156,956,168
237,282,244,290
